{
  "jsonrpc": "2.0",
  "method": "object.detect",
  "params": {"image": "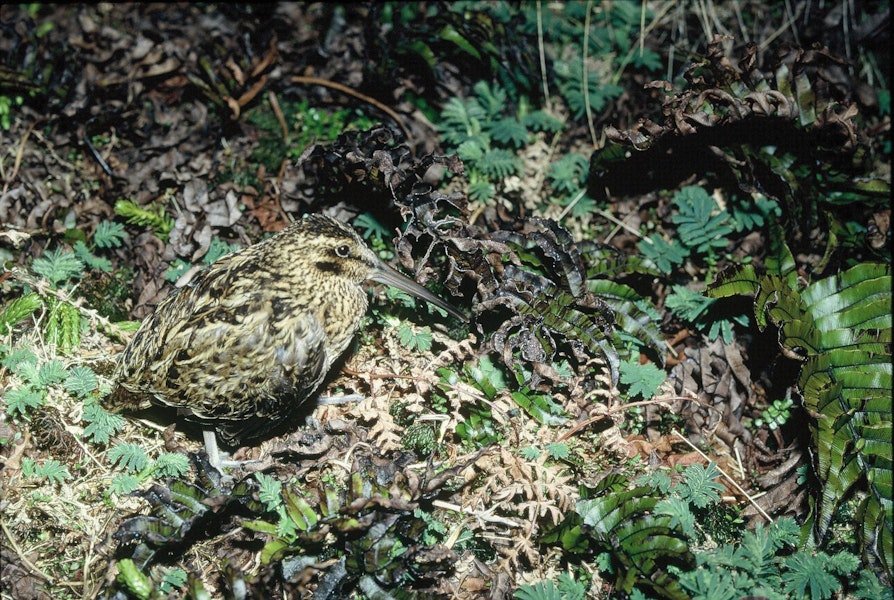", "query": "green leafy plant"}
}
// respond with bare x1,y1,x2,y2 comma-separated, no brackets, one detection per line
728,192,782,233
392,318,434,353
592,37,890,264
164,237,241,282
581,243,666,363
515,572,587,600
674,518,883,600
708,240,892,581
754,397,794,431
0,93,23,130
439,81,561,202
114,198,175,241
544,475,693,598
545,442,571,461
3,350,54,417
5,219,134,353
152,454,191,479
544,2,660,119
82,397,126,445
509,376,567,427
108,443,150,473
21,457,70,485
0,293,42,334
639,234,690,275
618,358,666,400
246,97,376,172
436,358,507,447
664,284,750,344
31,248,84,288
670,186,734,268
